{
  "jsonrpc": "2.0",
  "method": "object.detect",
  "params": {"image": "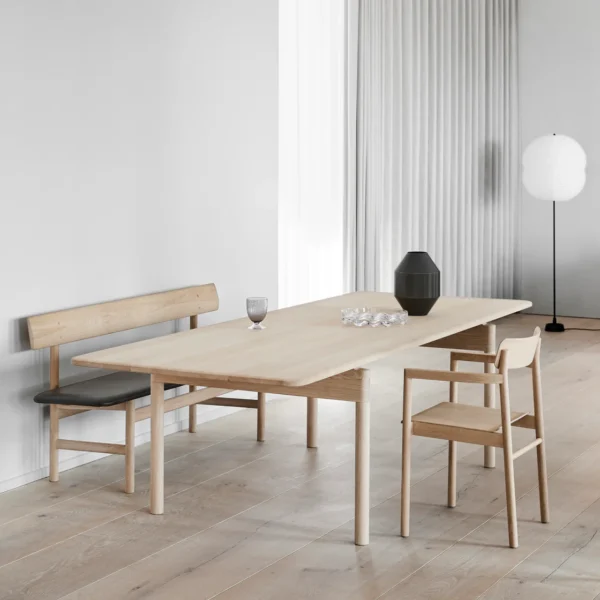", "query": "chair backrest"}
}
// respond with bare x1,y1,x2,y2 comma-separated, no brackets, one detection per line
28,284,219,350
495,327,541,370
